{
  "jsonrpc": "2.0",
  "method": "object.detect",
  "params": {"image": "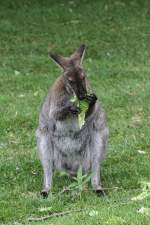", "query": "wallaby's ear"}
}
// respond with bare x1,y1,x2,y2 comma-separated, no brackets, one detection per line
48,53,69,70
70,44,86,65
